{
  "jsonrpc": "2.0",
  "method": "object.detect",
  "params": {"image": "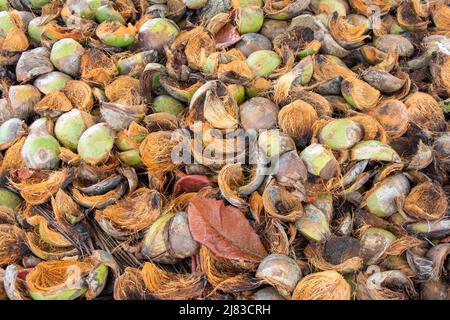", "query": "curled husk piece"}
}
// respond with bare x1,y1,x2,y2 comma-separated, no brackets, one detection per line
292,270,351,300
